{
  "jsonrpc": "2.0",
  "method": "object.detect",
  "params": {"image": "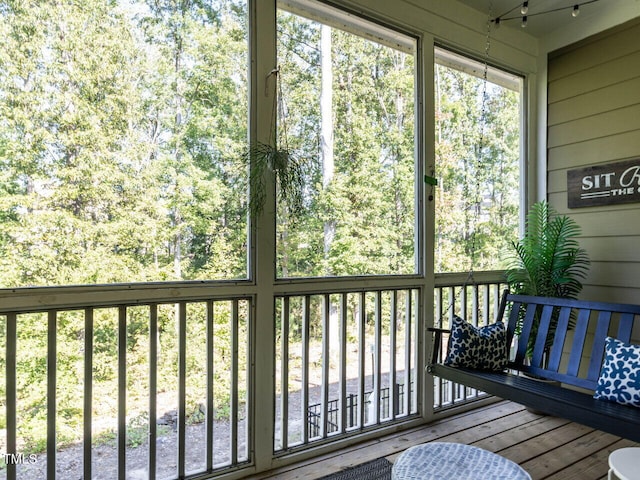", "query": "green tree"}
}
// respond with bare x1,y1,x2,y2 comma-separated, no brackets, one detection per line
434,62,520,273
0,0,251,455
0,0,147,286
276,11,416,277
